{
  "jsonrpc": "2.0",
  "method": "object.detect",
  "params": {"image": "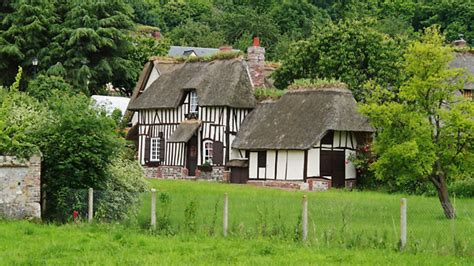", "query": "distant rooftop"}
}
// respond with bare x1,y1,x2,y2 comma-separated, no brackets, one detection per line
168,46,240,57
92,95,130,117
